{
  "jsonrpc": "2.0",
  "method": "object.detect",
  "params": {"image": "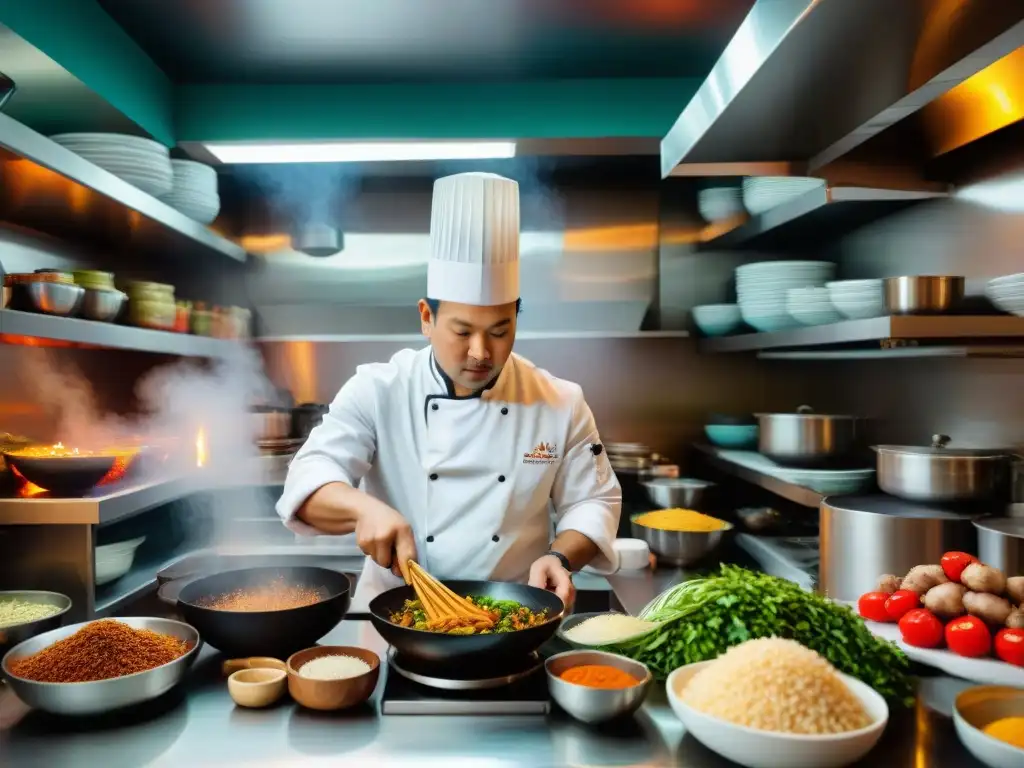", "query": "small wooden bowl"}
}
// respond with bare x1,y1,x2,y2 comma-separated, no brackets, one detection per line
222,657,287,676
286,646,380,711
227,668,288,708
